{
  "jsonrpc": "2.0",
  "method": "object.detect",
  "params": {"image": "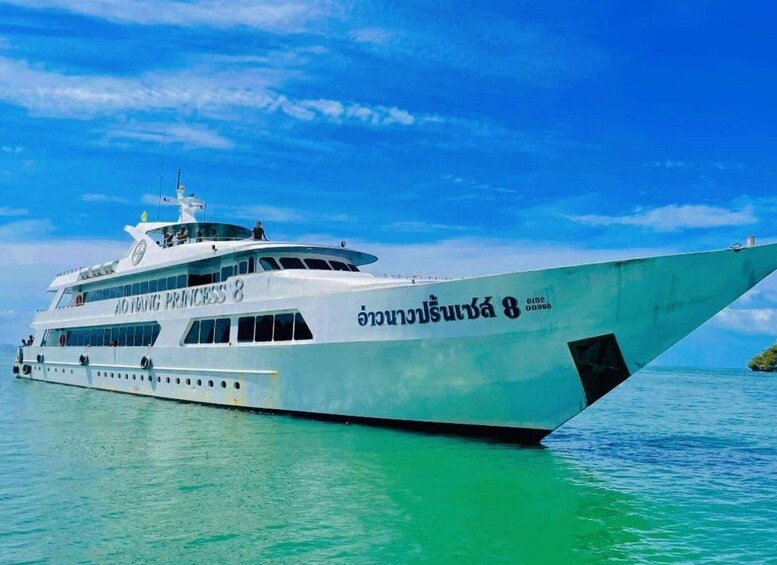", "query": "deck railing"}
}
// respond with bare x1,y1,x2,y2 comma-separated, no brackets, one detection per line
382,274,459,282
